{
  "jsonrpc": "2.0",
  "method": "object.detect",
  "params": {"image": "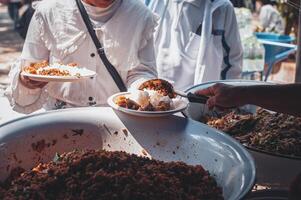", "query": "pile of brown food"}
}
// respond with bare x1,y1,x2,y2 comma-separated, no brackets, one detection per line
38,68,71,76
0,150,223,200
114,95,171,112
115,96,143,111
138,79,176,98
23,61,49,74
23,61,79,76
203,109,301,157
